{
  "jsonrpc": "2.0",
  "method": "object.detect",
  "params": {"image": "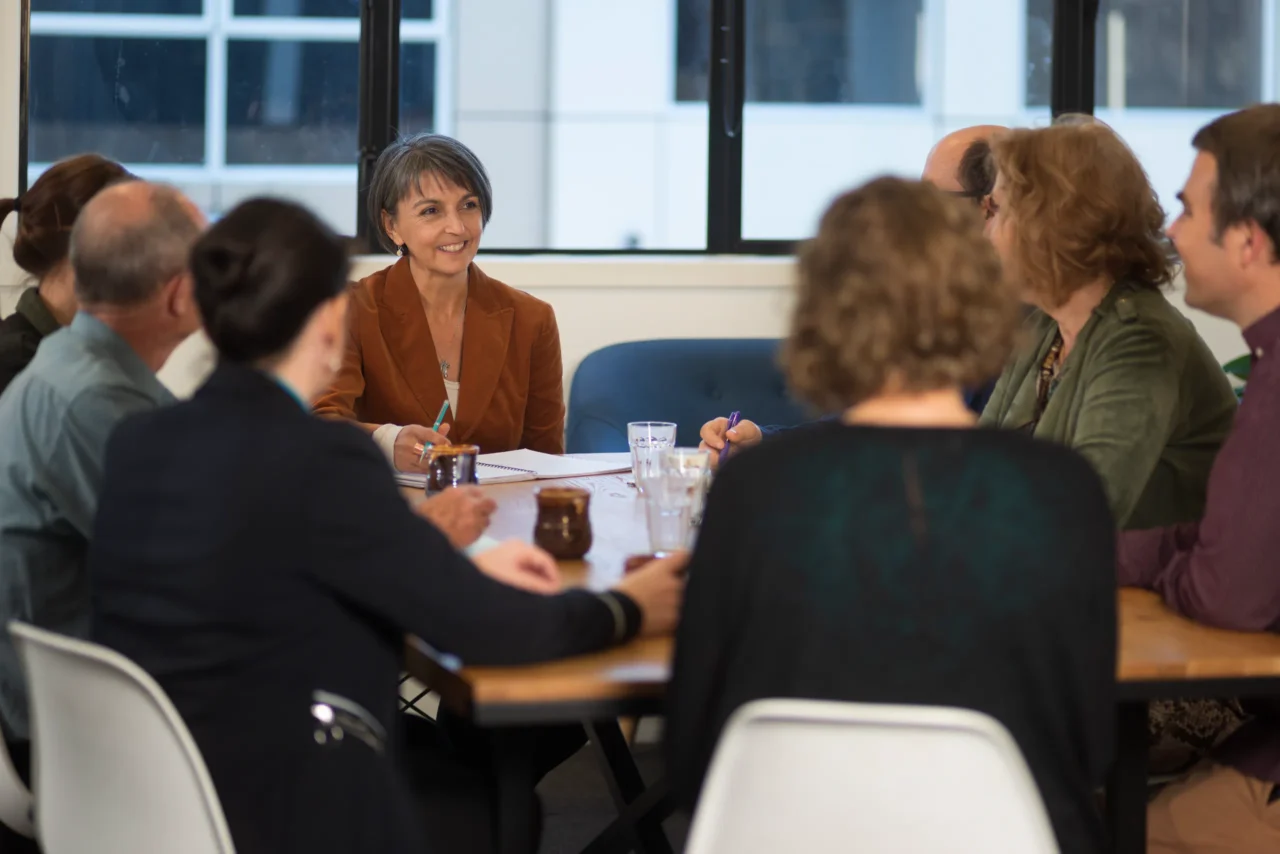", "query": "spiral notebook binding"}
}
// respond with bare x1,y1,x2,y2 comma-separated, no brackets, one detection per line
476,462,535,475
